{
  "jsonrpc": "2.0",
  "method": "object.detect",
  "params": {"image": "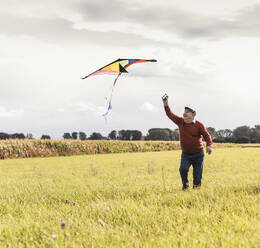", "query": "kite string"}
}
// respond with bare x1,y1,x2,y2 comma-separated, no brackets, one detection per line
103,73,122,120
